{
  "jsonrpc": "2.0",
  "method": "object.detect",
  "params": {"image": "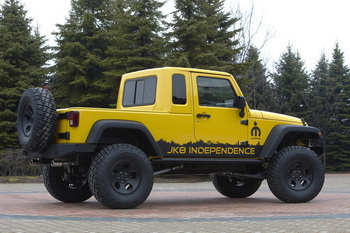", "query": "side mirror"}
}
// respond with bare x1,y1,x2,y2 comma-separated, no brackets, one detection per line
237,96,246,118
